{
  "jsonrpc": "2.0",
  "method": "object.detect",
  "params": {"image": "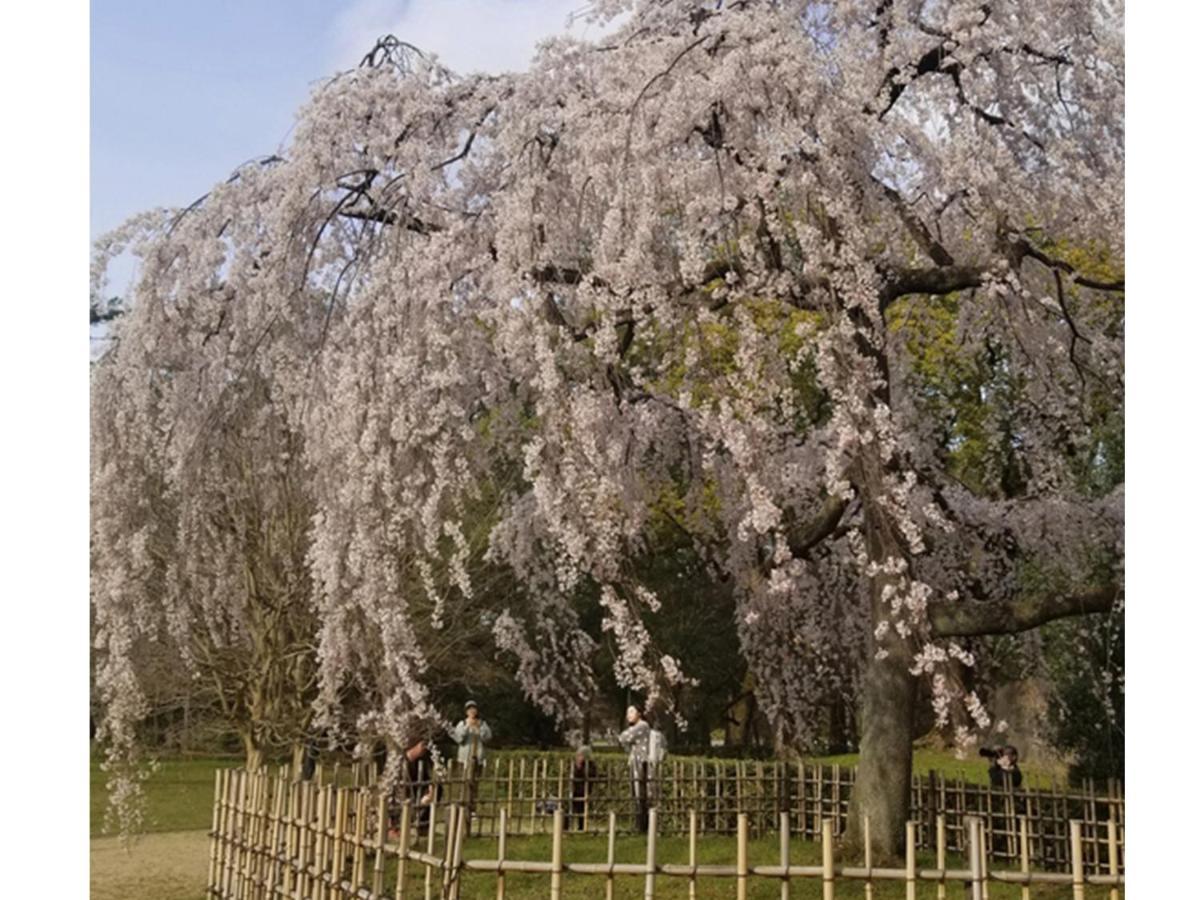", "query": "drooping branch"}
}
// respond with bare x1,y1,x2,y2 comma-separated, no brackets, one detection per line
928,583,1117,637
